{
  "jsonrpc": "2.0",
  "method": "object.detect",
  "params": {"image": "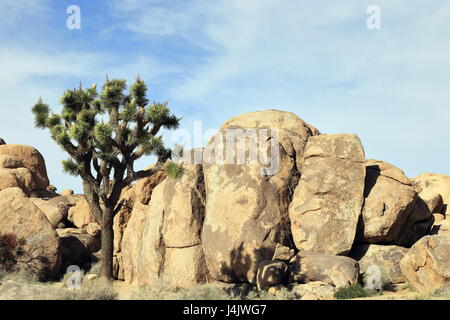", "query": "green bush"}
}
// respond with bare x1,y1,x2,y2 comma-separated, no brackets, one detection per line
334,284,380,300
